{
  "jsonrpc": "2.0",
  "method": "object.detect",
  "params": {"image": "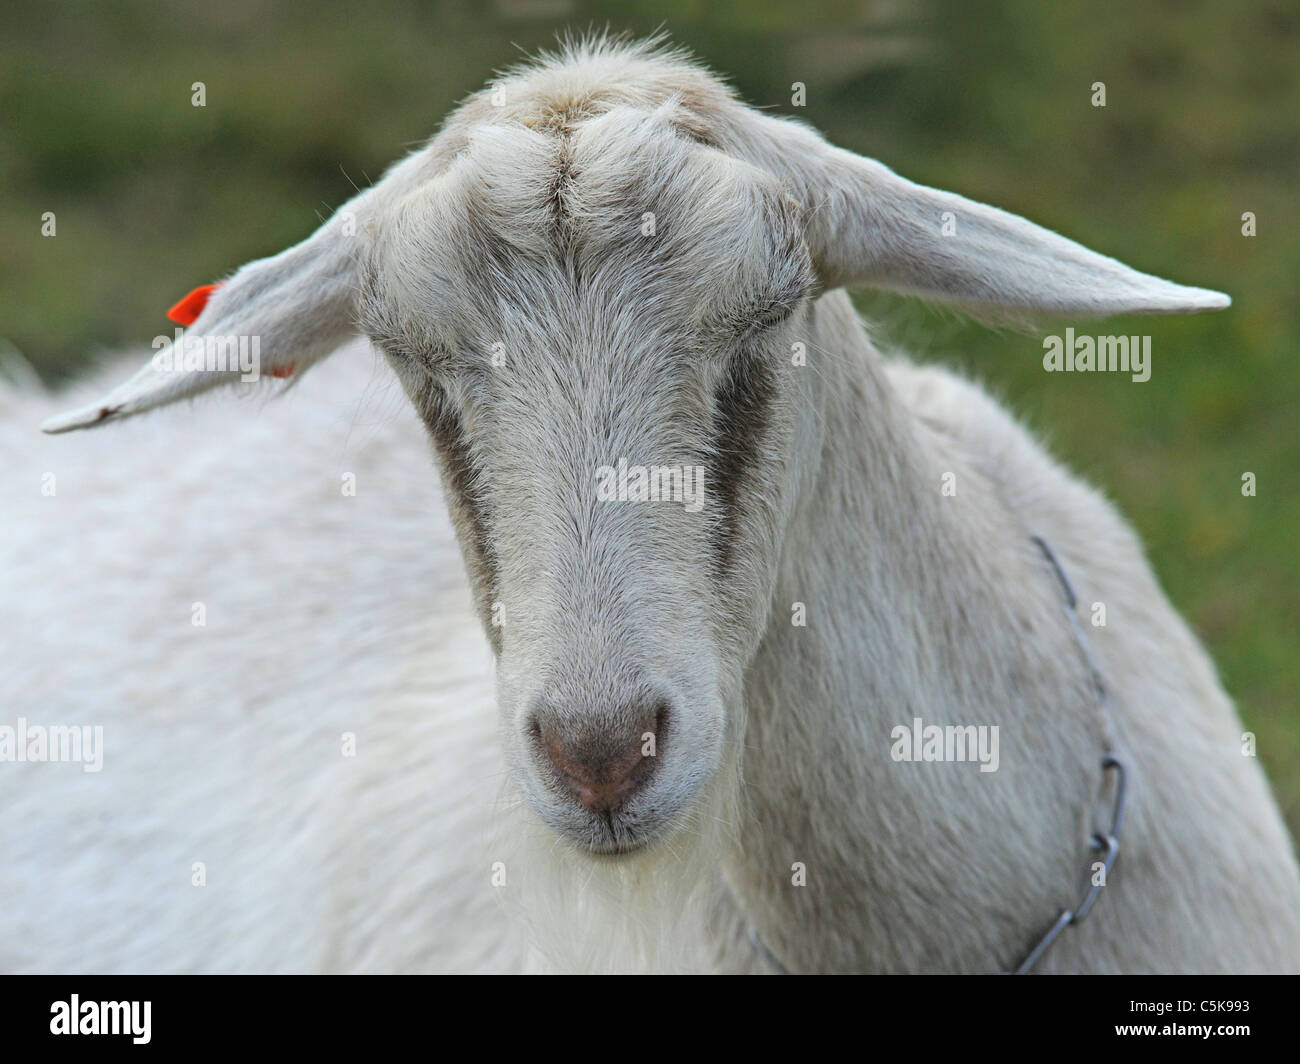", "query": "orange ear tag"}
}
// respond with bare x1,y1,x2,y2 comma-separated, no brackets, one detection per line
166,283,220,326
